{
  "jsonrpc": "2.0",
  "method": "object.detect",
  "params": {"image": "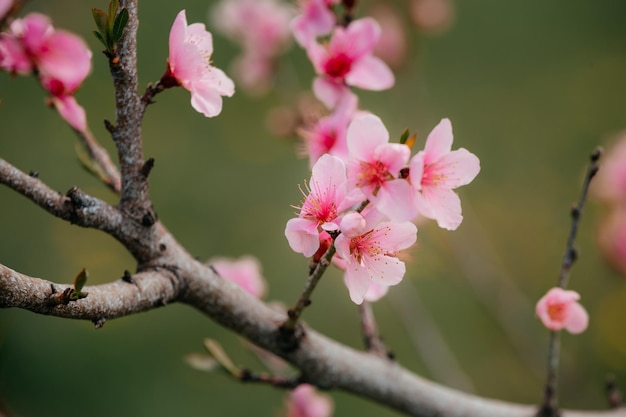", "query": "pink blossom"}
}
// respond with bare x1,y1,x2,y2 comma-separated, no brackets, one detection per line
0,33,32,74
284,384,333,417
285,154,362,257
209,255,267,299
370,3,408,69
299,90,357,166
535,287,589,334
291,0,338,47
596,208,626,277
409,118,480,230
306,17,394,93
50,95,86,131
410,0,455,35
346,113,415,222
335,210,417,304
210,0,293,94
165,10,234,118
593,134,626,204
0,13,92,93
